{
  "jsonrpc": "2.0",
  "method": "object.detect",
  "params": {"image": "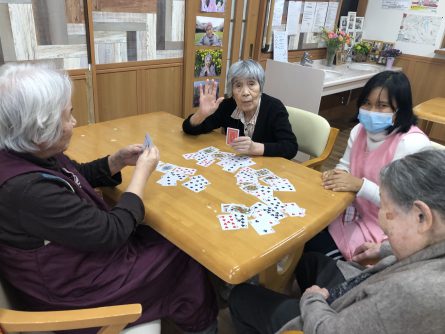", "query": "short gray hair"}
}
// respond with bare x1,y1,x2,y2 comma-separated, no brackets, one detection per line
0,63,72,153
380,149,445,220
226,59,265,97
